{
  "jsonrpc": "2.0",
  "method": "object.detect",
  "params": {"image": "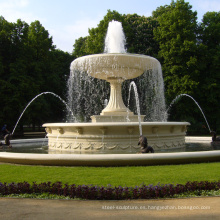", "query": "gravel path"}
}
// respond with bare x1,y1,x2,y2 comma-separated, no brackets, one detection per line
0,196,219,220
